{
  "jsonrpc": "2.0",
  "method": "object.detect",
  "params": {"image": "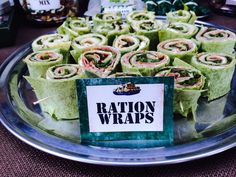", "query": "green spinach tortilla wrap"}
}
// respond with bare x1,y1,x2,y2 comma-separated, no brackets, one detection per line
131,20,162,50
24,50,63,78
57,17,91,39
93,22,130,45
157,38,198,63
159,22,199,42
166,10,197,24
191,52,236,101
155,65,205,119
113,34,150,55
195,27,236,54
108,72,142,78
32,34,71,52
126,11,155,25
121,51,170,76
79,46,121,78
25,64,86,120
93,12,122,27
71,33,108,61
